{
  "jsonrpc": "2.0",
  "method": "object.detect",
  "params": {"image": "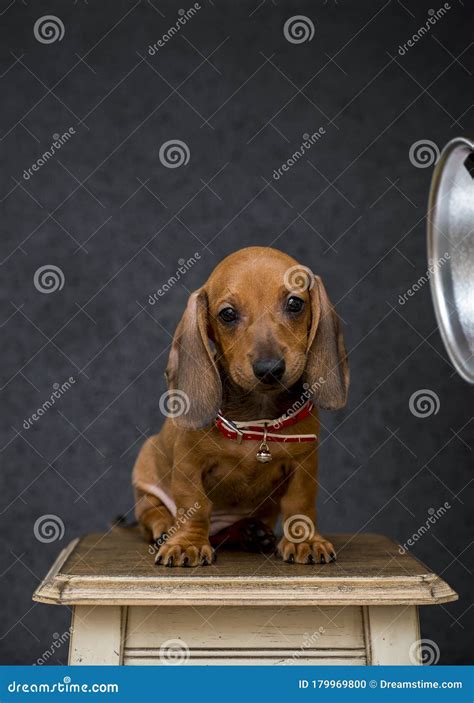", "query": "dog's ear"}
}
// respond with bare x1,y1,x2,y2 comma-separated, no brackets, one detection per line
165,288,222,429
304,275,349,410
